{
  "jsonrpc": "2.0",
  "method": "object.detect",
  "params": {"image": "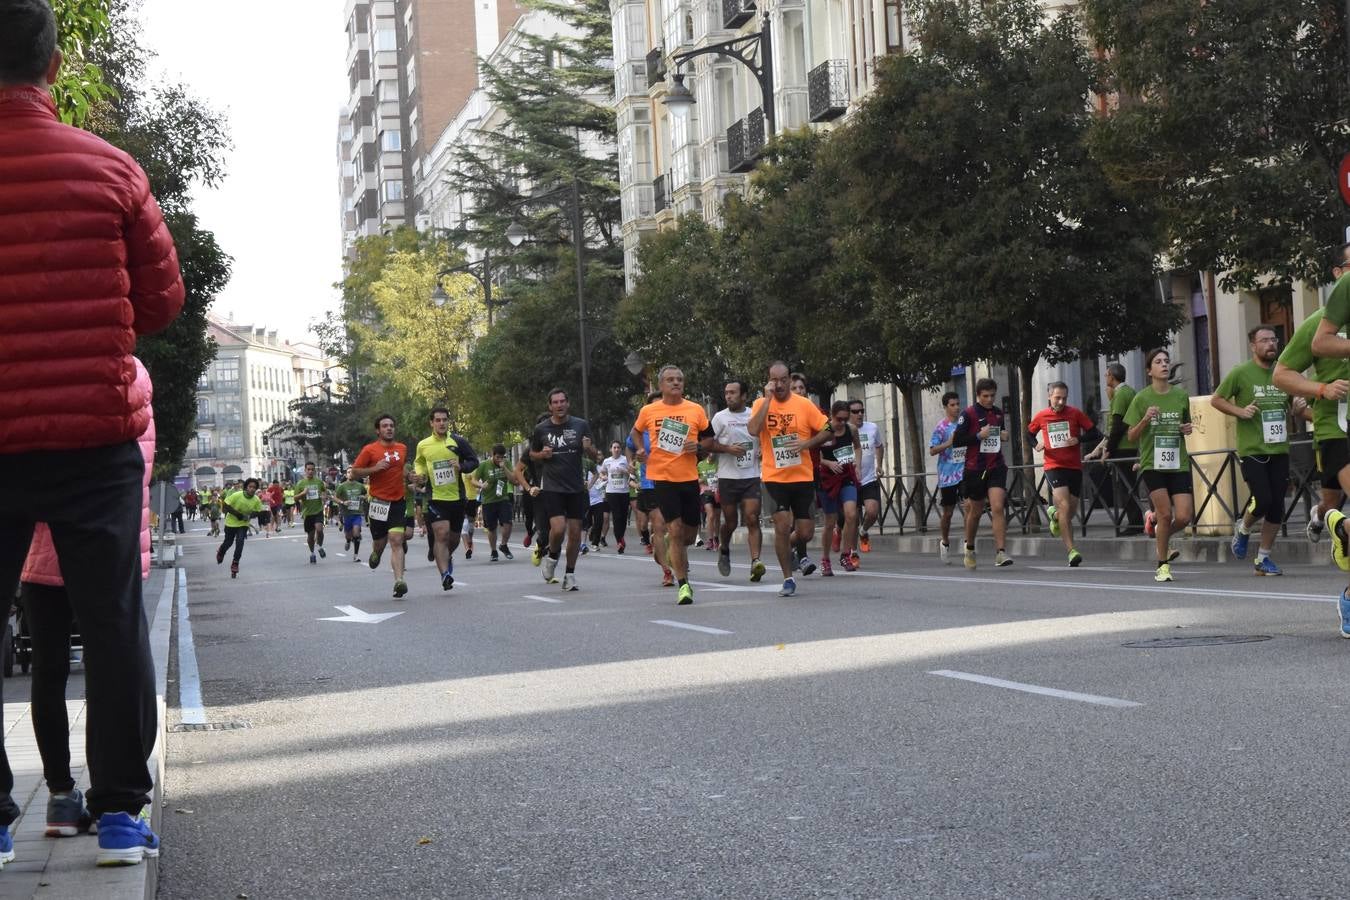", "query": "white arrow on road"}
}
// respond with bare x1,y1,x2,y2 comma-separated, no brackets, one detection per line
318,605,405,624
